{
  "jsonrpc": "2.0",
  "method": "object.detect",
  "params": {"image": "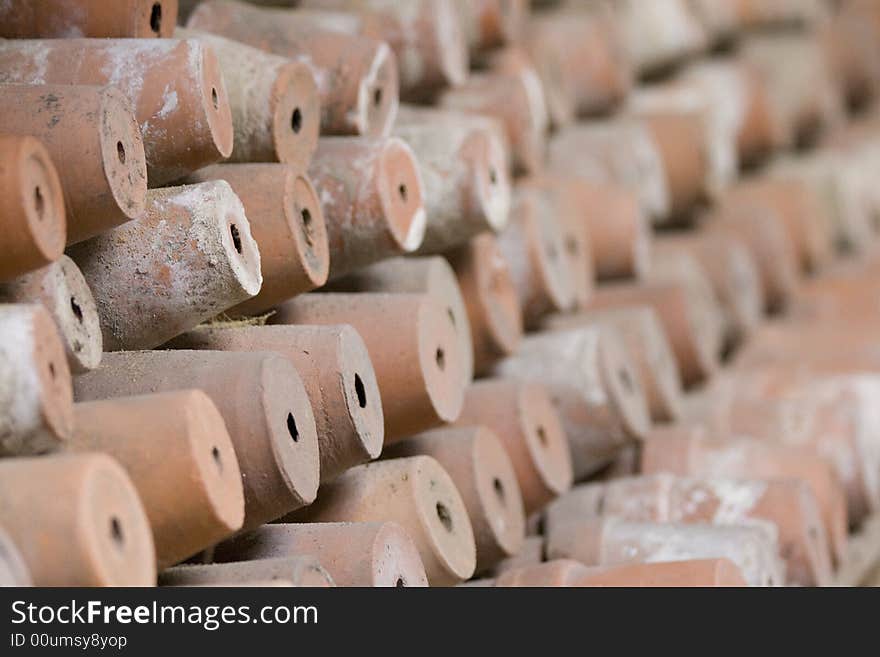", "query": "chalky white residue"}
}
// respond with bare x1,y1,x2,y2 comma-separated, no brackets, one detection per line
838,377,880,506
157,87,178,119
0,307,53,455
353,42,396,136
603,519,784,586
0,40,50,84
